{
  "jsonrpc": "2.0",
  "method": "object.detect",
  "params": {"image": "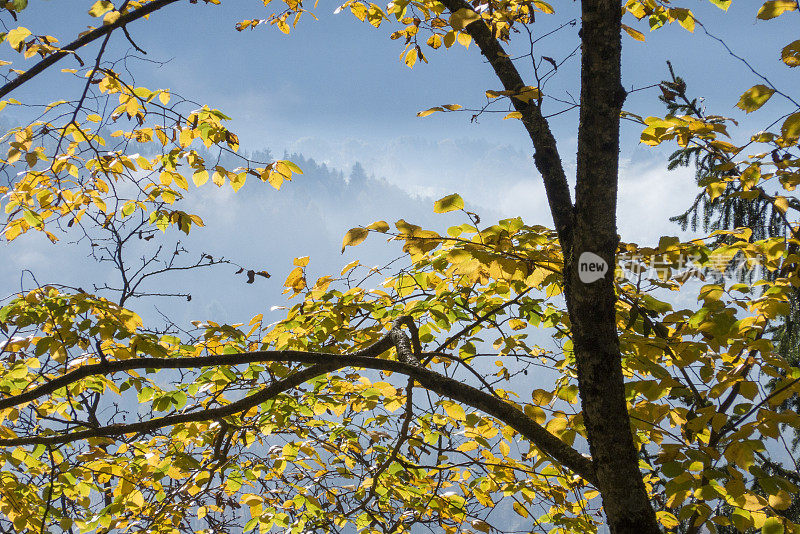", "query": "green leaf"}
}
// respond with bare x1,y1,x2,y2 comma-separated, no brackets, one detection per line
707,0,731,10
736,85,775,113
761,517,784,534
433,193,464,213
757,0,797,19
22,209,44,228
